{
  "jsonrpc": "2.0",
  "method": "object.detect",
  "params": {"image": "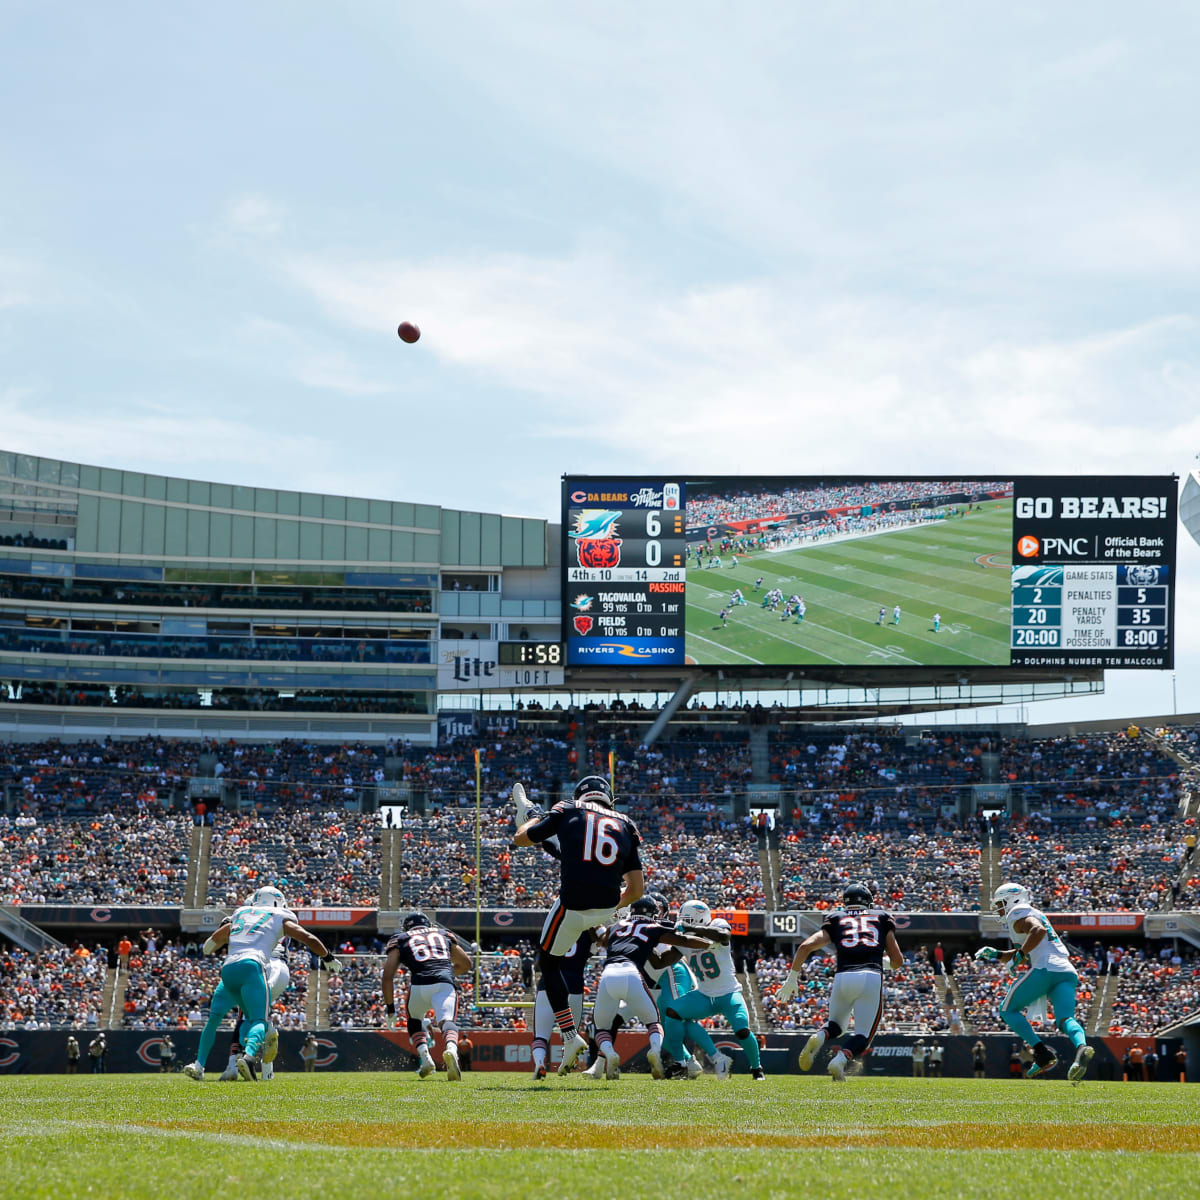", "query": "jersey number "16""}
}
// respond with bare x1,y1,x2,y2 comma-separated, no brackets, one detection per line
582,812,622,865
